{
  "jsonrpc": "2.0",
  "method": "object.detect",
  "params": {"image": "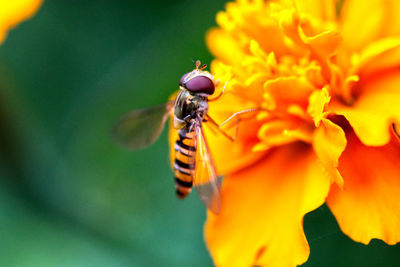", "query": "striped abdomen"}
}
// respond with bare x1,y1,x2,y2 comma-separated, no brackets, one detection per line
174,127,196,198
